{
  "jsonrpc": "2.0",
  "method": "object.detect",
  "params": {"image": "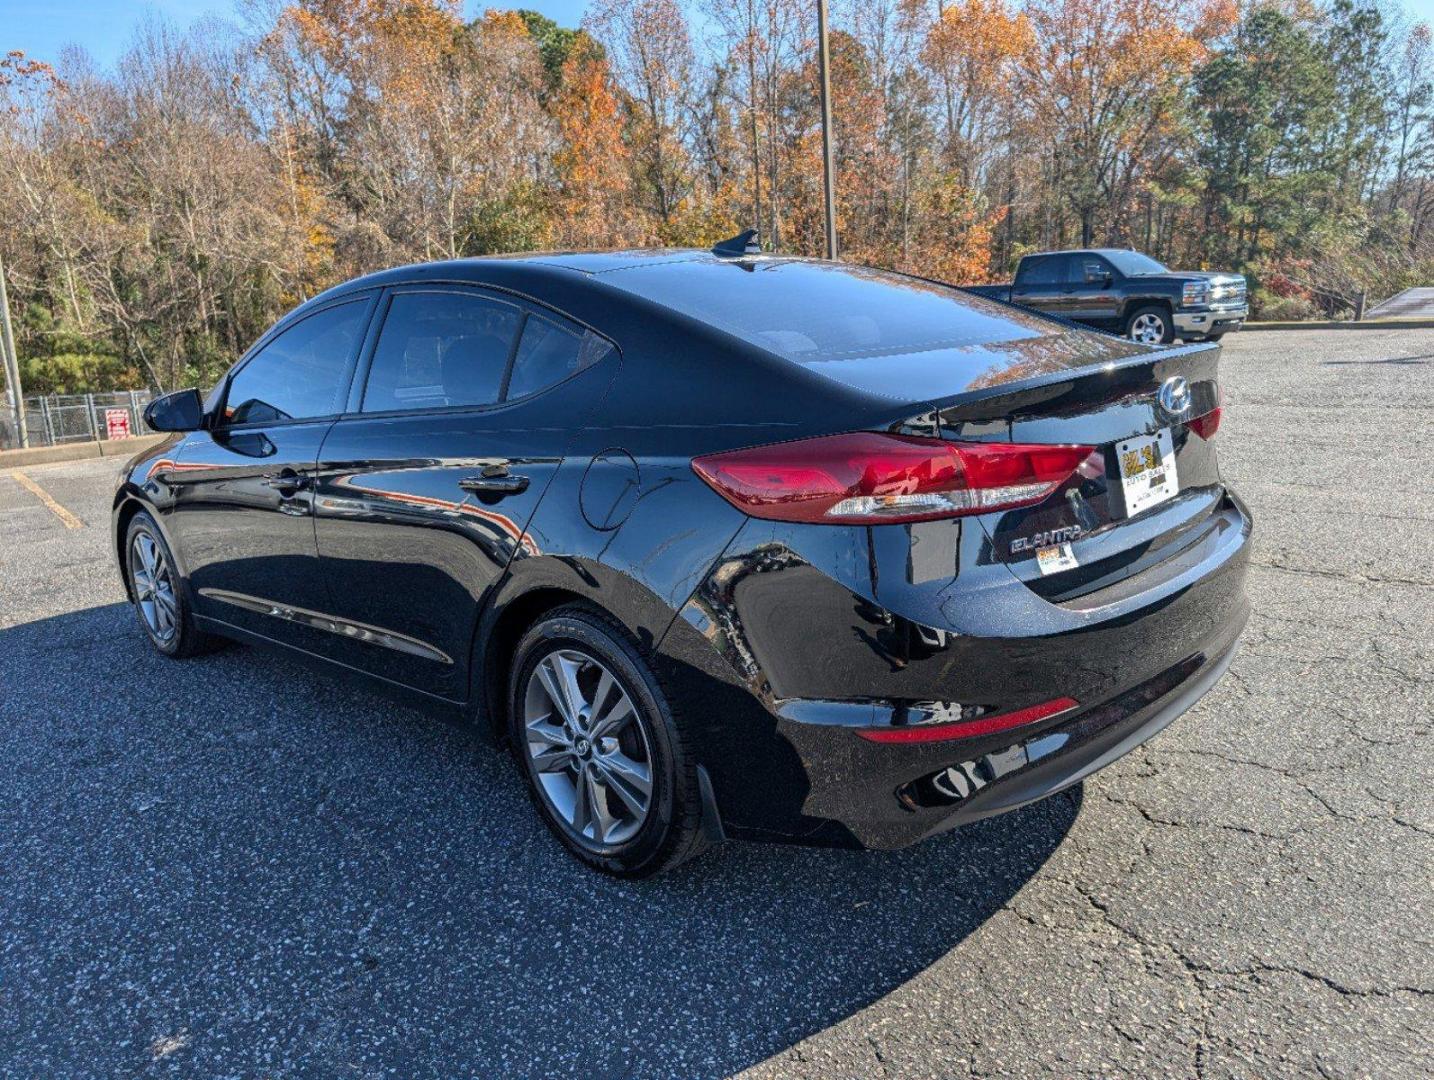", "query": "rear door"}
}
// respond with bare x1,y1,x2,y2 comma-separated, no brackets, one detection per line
312,285,615,701
168,296,374,648
1010,255,1074,316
